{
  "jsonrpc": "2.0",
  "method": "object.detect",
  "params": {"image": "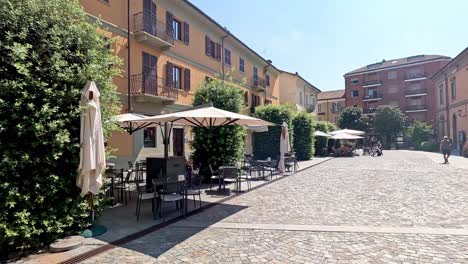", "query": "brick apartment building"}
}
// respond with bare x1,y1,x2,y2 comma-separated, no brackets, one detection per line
344,55,450,125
